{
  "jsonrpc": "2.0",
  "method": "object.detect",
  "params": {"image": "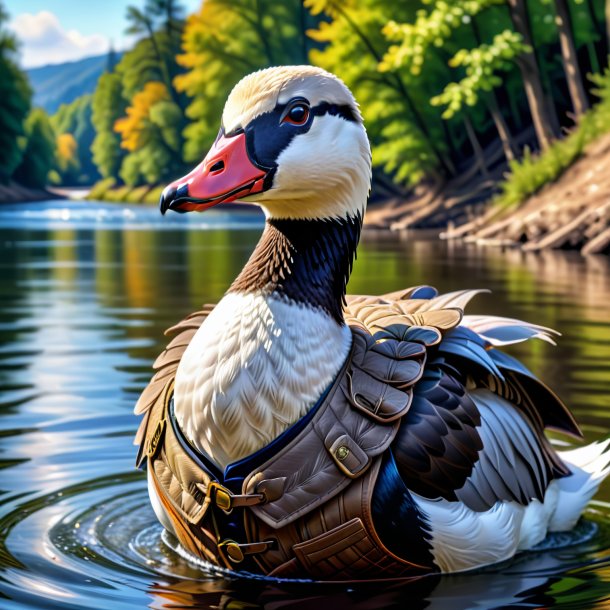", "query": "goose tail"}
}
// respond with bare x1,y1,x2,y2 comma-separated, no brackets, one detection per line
550,439,610,532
